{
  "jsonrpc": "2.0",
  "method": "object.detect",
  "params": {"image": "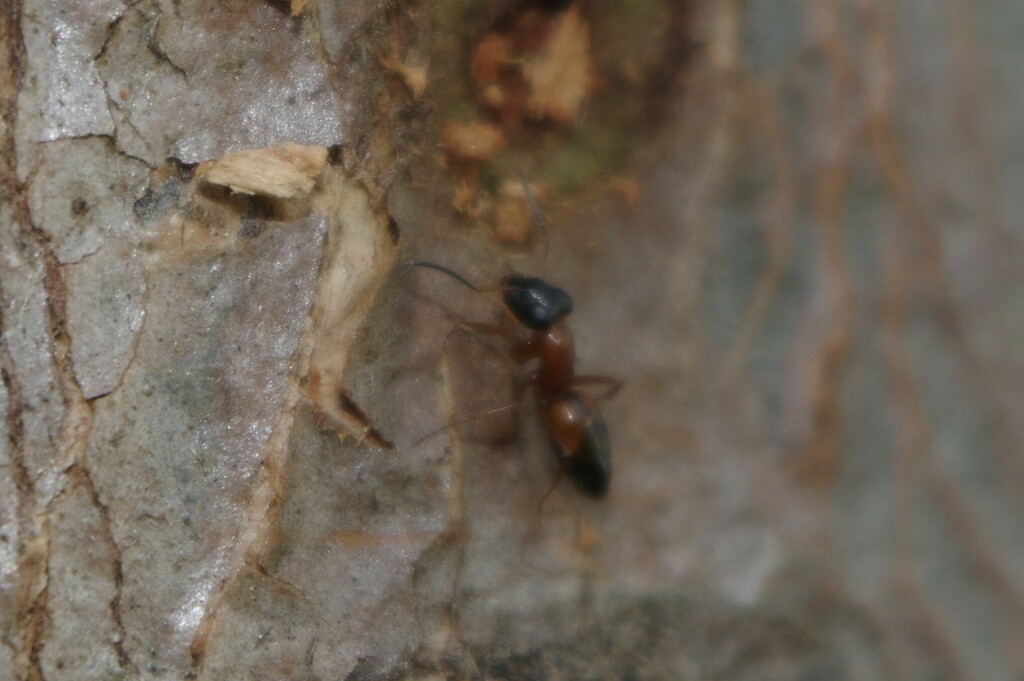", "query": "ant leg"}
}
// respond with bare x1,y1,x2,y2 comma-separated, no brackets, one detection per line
415,399,522,445
419,324,536,445
447,319,533,371
538,460,568,510
449,320,520,339
571,375,623,401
